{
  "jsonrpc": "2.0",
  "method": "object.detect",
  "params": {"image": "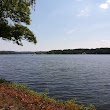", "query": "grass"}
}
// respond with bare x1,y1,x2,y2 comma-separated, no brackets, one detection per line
0,79,96,110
